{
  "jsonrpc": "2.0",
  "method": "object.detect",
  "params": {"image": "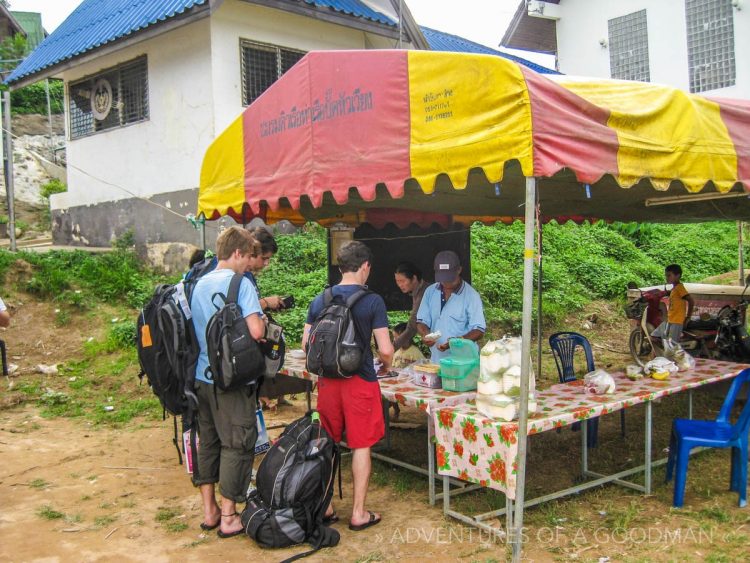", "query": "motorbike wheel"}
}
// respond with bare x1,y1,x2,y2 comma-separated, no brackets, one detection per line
629,328,655,367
